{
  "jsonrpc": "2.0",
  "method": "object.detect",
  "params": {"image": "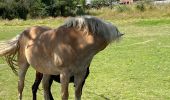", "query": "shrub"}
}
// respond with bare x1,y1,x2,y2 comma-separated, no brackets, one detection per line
136,2,146,12
0,1,28,20
15,2,29,20
0,0,86,19
1,2,17,20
